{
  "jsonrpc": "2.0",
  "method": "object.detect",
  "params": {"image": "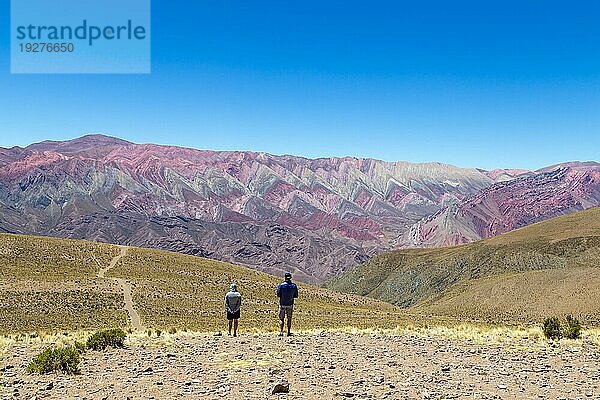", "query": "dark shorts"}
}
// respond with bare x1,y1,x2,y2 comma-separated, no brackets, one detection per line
278,305,293,321
227,310,240,320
